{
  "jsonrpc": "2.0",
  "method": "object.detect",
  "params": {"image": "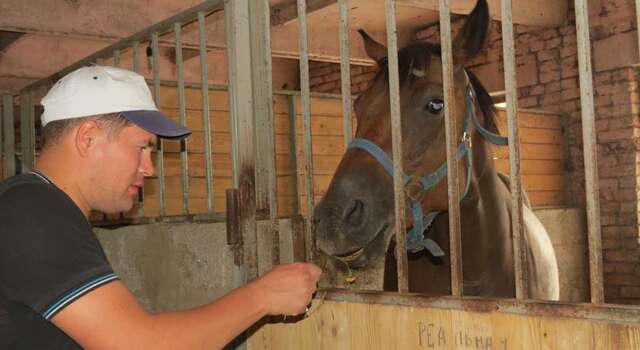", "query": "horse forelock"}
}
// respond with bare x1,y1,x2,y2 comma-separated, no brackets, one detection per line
362,41,499,137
